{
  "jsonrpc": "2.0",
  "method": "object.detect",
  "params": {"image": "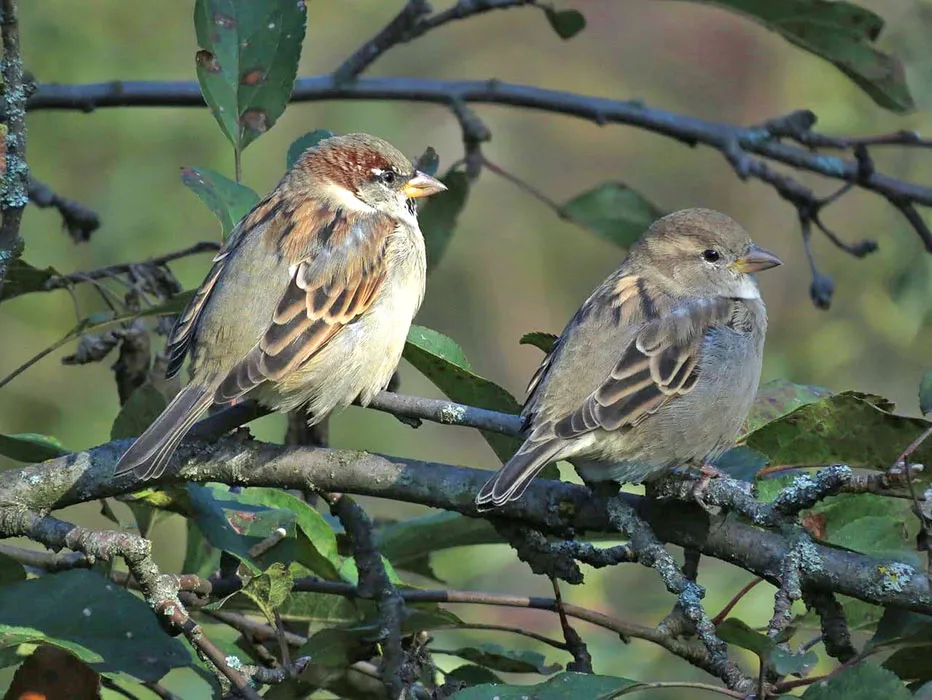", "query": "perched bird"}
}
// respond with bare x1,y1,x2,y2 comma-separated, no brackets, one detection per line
476,208,781,508
115,133,446,480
